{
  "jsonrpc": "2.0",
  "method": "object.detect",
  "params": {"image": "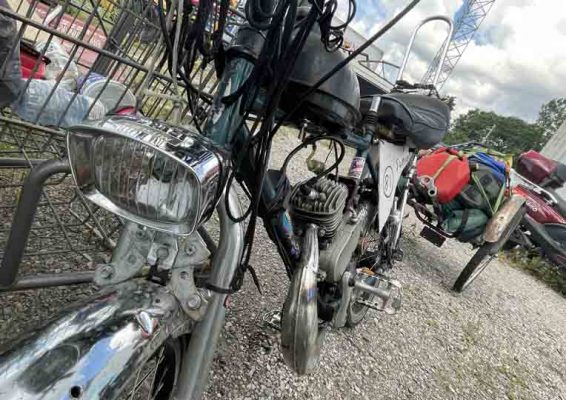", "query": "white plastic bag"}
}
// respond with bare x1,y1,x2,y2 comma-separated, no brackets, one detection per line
36,41,79,91
11,79,107,128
